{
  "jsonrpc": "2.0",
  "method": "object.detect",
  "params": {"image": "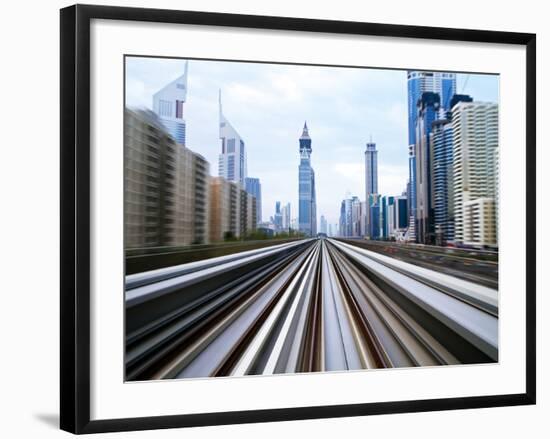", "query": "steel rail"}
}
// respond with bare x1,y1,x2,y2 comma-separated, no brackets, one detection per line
125,237,499,380
328,239,498,361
